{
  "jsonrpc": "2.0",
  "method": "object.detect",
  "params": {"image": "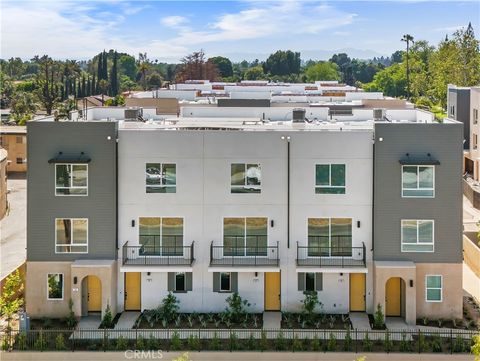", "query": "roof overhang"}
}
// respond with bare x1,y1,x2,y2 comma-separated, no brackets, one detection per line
296,267,367,274
48,152,91,164
399,153,440,165
208,266,280,273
